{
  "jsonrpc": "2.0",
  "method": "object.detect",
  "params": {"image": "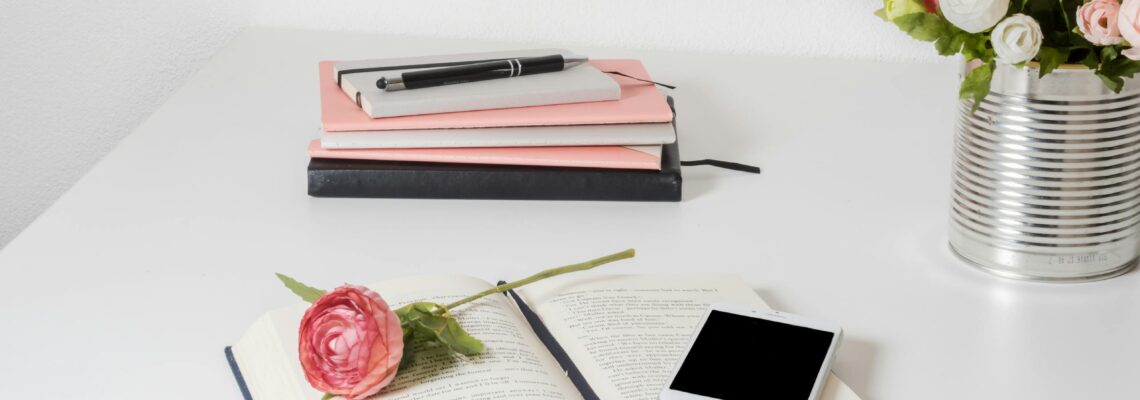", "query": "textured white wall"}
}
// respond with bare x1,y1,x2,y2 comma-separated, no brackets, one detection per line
252,0,939,62
0,0,252,248
0,0,937,249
